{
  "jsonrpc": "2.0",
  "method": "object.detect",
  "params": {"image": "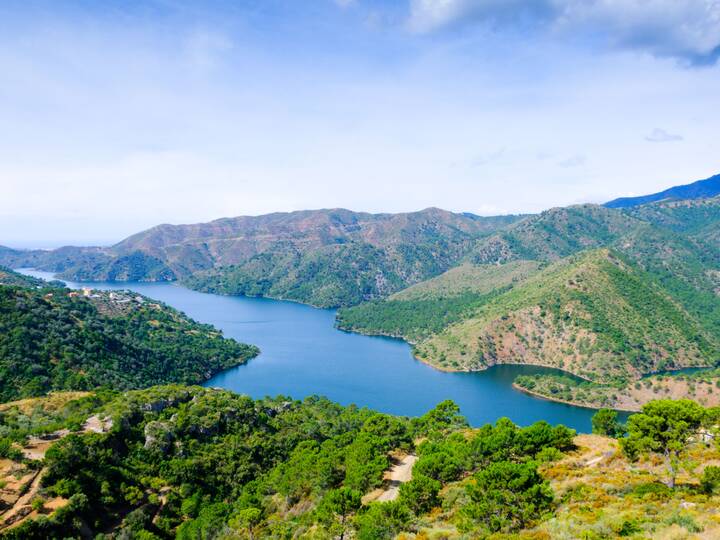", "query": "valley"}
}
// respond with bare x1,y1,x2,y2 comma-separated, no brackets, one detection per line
5,173,720,413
